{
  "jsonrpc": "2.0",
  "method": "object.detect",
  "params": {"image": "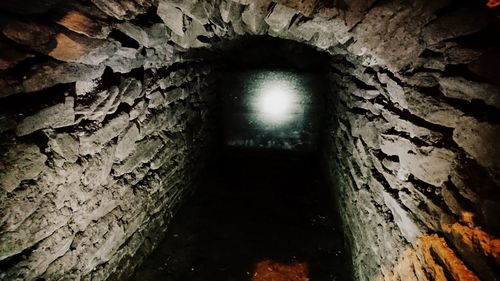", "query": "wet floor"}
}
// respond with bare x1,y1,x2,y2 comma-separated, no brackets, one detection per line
128,148,352,281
